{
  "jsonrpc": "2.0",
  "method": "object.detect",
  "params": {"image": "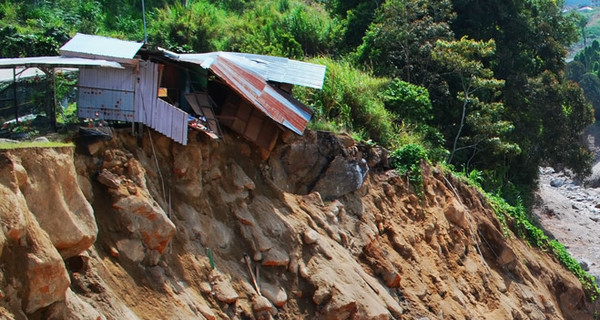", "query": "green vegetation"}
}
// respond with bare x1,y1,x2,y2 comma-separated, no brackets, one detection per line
1,0,598,299
389,143,428,194
487,193,600,301
0,140,73,149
